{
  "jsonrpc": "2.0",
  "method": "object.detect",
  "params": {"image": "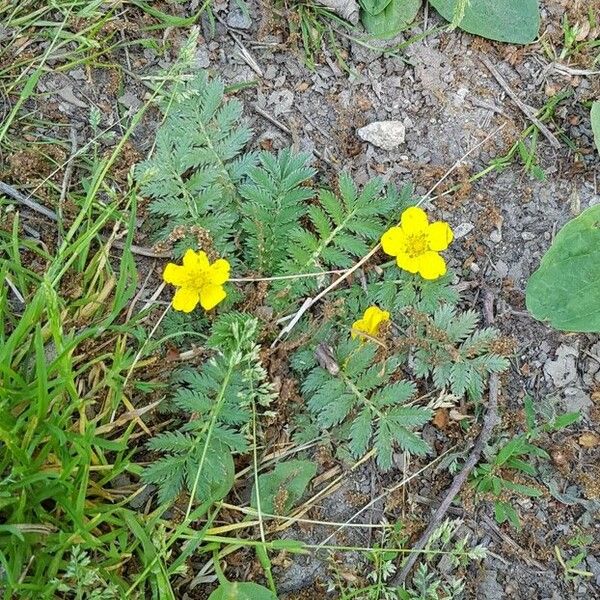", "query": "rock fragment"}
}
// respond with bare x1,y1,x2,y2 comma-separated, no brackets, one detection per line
357,121,406,151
